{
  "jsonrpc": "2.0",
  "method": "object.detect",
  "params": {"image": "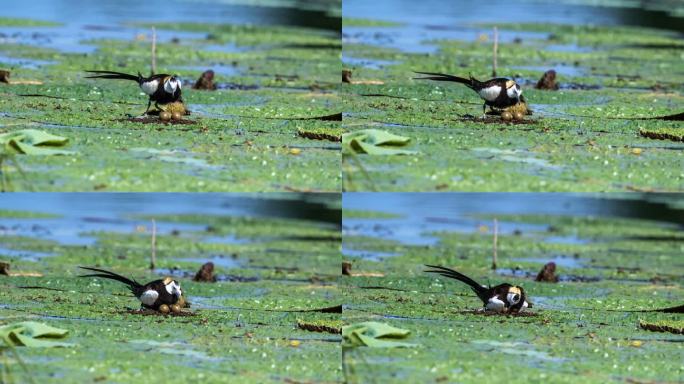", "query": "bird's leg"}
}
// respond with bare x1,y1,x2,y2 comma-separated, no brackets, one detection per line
482,103,487,119
141,98,152,117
